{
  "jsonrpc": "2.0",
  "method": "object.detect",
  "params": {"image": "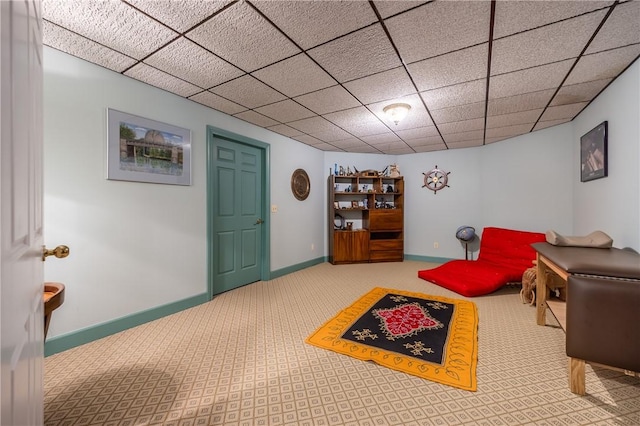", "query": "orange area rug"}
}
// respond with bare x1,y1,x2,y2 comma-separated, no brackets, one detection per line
306,287,479,391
